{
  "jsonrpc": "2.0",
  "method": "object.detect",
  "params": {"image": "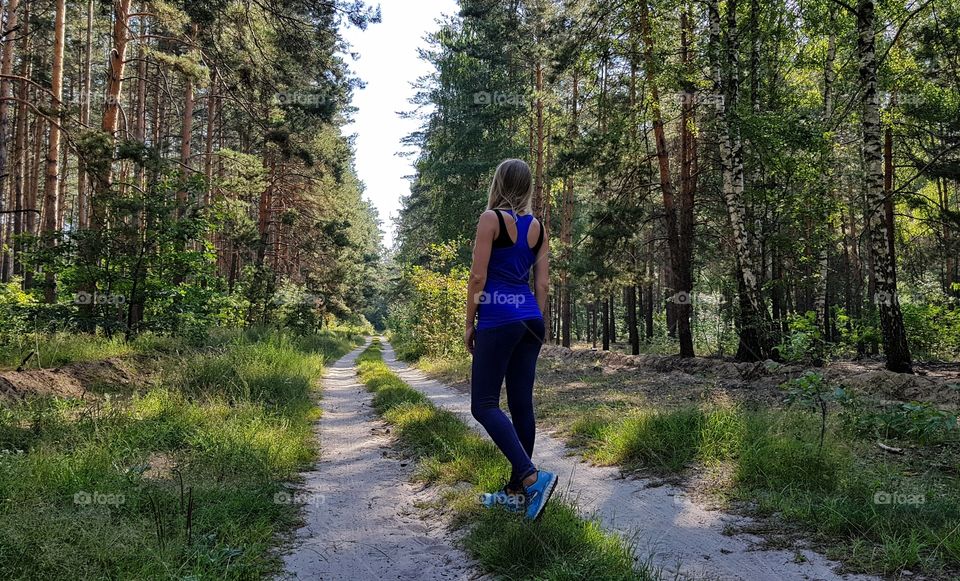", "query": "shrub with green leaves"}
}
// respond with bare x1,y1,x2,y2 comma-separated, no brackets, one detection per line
387,257,468,361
